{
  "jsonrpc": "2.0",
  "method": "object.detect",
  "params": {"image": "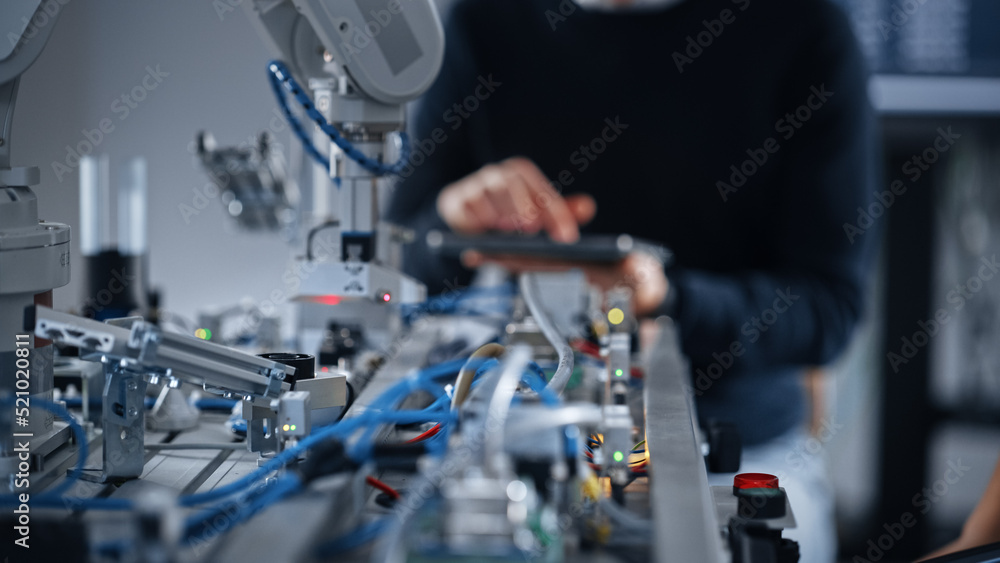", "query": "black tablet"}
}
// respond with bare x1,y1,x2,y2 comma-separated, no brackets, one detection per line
425,230,672,265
